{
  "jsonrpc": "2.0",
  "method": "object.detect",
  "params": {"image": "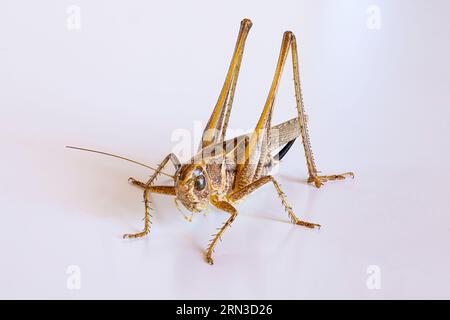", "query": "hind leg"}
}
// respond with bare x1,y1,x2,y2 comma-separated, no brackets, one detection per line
242,31,354,188
290,34,354,187
200,19,252,150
